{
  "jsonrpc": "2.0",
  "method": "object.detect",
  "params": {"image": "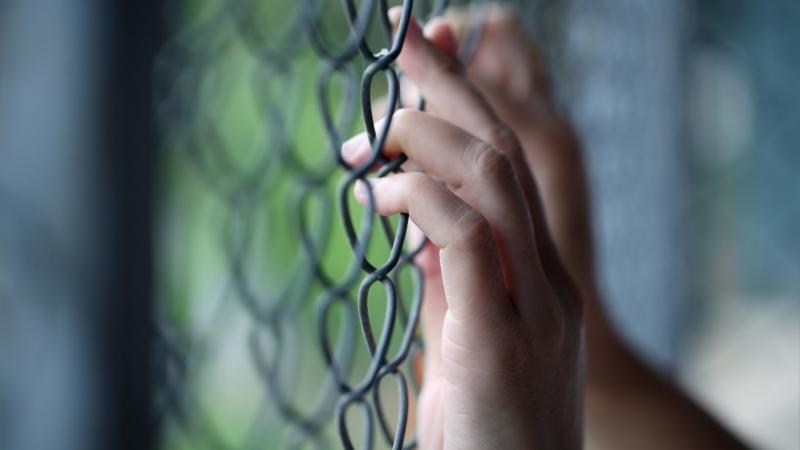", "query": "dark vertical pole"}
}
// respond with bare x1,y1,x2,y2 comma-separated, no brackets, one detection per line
100,1,161,449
